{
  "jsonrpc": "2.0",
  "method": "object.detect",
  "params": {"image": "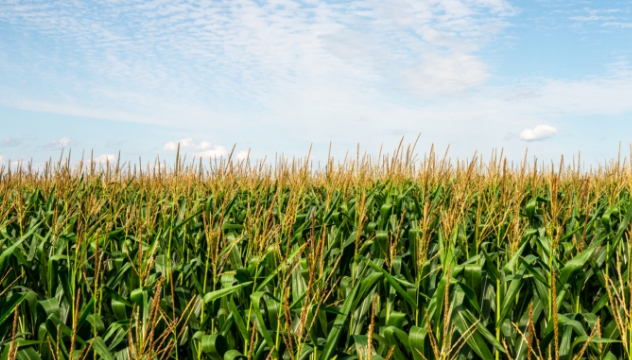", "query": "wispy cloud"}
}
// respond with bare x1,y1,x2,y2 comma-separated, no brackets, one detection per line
519,125,557,141
569,15,616,22
43,137,77,150
0,134,33,147
603,22,632,28
105,140,126,149
1,137,23,147
0,156,4,164
566,7,632,29
0,0,514,127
